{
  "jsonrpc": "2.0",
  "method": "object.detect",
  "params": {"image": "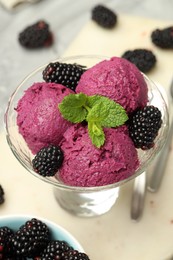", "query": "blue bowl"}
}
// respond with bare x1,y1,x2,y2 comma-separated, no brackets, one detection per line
0,214,84,252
